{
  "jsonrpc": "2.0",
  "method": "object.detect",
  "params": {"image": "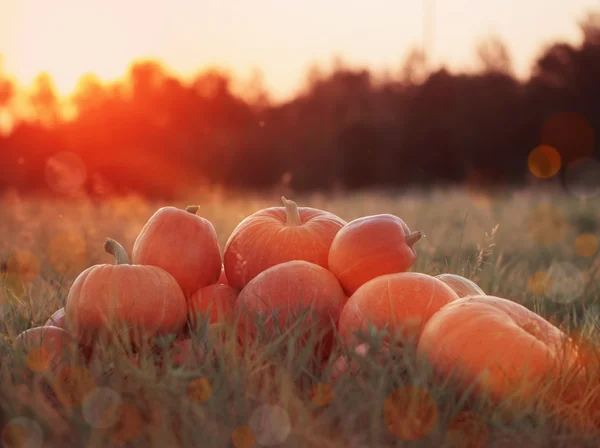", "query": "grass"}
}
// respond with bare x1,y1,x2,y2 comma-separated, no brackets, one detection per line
1,184,600,447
